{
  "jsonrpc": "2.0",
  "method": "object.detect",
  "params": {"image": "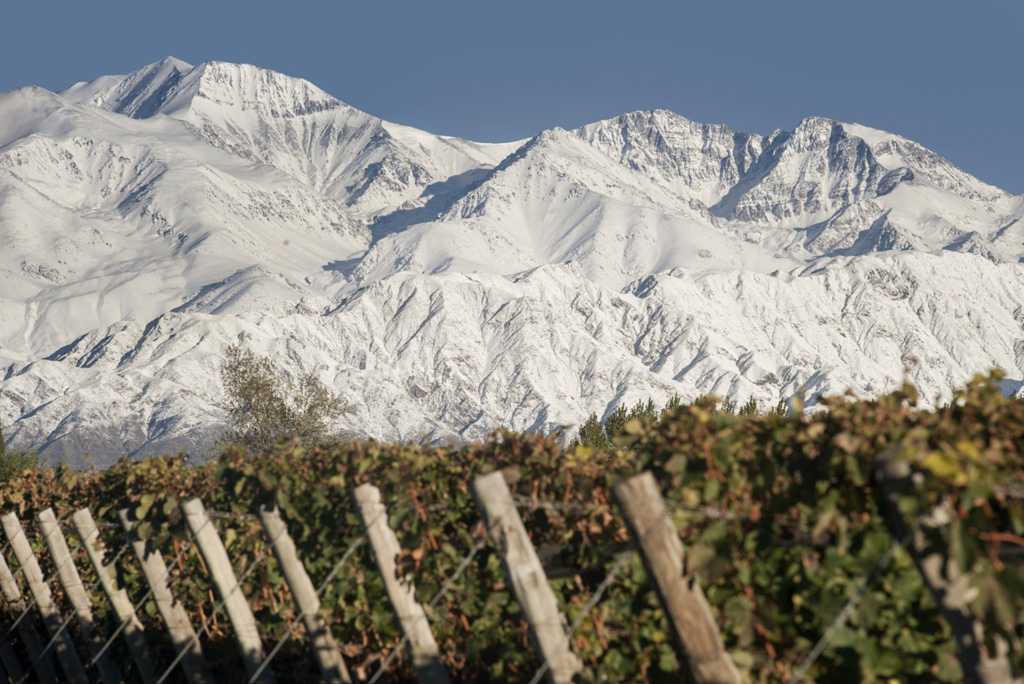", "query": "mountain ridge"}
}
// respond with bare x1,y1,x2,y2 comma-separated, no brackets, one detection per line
2,57,1022,465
